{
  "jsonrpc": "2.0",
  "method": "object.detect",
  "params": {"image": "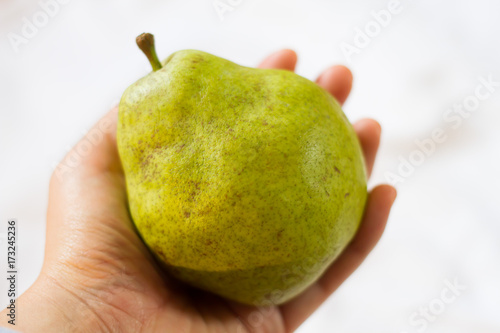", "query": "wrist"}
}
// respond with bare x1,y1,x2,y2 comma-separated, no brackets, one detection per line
1,274,107,332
